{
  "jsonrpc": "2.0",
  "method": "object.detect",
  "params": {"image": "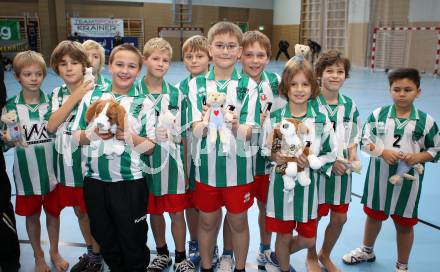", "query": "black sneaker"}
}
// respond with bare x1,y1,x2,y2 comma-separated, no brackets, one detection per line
71,254,90,272
147,254,172,272
85,261,104,272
